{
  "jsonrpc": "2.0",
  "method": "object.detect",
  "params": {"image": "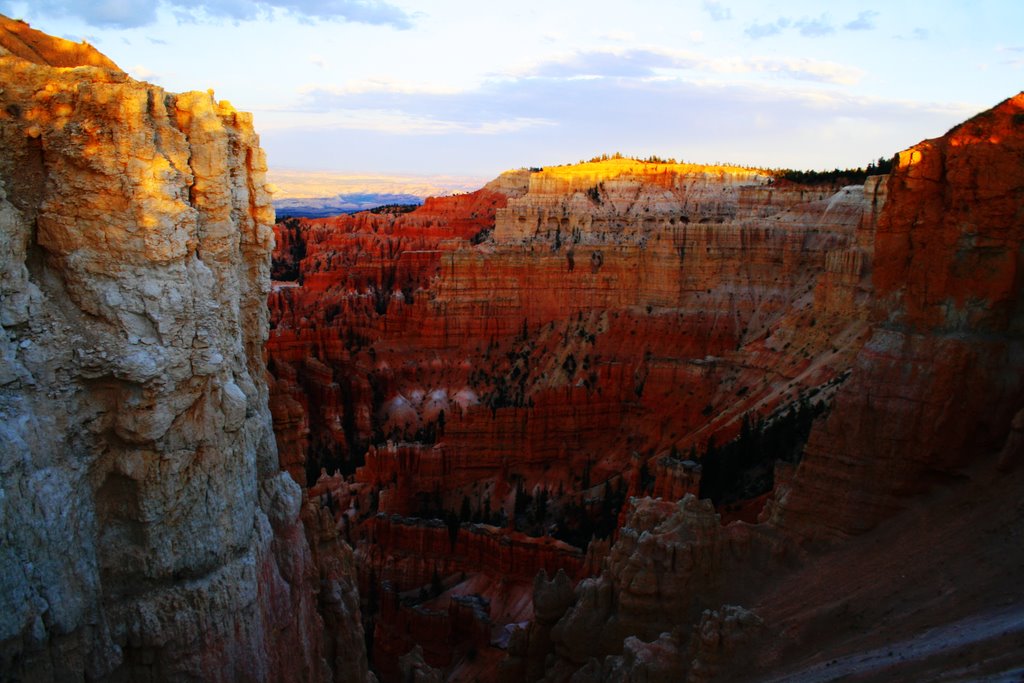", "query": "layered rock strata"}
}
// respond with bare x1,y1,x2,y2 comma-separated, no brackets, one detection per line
0,18,368,682
268,155,886,676
268,96,1024,681
504,94,1024,681
768,93,1024,539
